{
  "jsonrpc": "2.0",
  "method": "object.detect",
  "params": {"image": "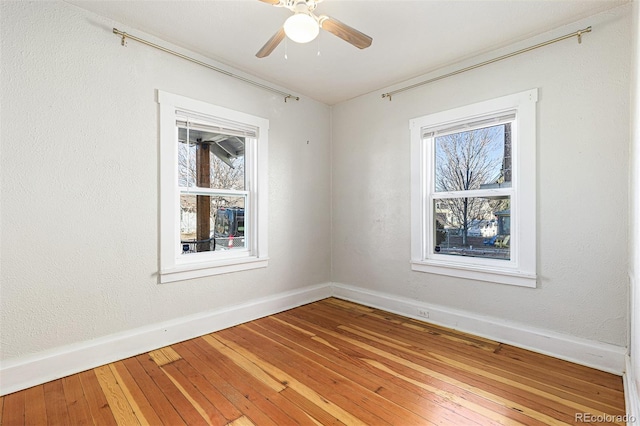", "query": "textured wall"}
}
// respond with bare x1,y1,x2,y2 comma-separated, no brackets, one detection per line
0,1,331,360
331,6,631,346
